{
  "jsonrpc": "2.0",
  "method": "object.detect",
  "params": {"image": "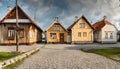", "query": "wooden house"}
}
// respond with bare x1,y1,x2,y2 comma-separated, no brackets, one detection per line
67,16,94,44
45,17,67,43
0,5,43,45
93,16,117,43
